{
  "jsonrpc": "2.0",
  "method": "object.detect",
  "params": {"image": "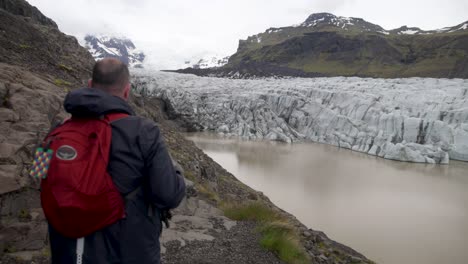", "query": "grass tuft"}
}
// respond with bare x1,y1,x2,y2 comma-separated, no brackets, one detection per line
184,170,196,181
19,44,31,49
223,202,309,264
58,63,73,72
196,183,220,203
54,78,71,87
18,209,31,221
224,202,276,222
